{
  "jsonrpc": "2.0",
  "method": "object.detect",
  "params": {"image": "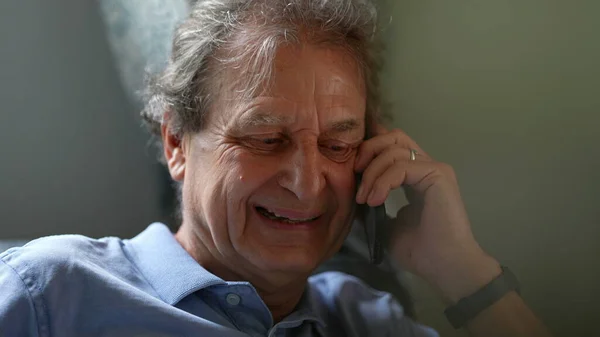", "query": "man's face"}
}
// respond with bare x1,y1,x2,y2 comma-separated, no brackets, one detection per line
177,45,366,276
